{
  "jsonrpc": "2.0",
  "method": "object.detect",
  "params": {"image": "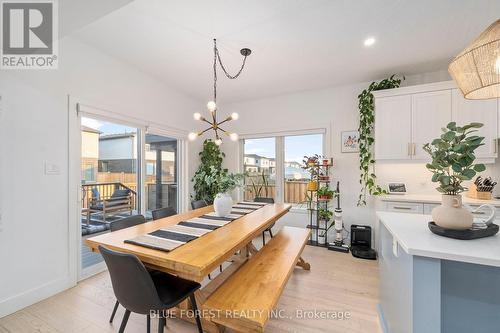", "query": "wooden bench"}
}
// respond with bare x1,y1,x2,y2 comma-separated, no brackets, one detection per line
203,226,311,333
